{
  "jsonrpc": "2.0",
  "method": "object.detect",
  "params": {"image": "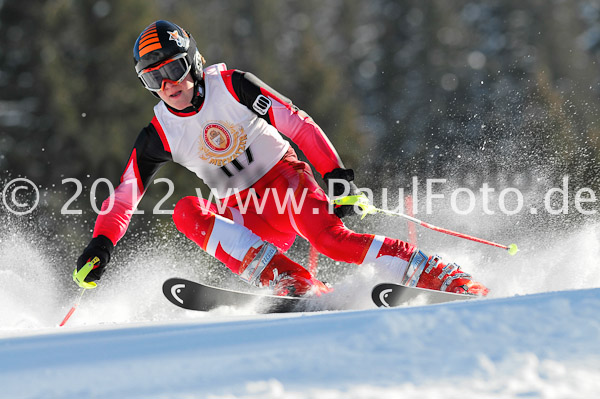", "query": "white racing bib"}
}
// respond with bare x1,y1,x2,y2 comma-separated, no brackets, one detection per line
153,63,289,198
